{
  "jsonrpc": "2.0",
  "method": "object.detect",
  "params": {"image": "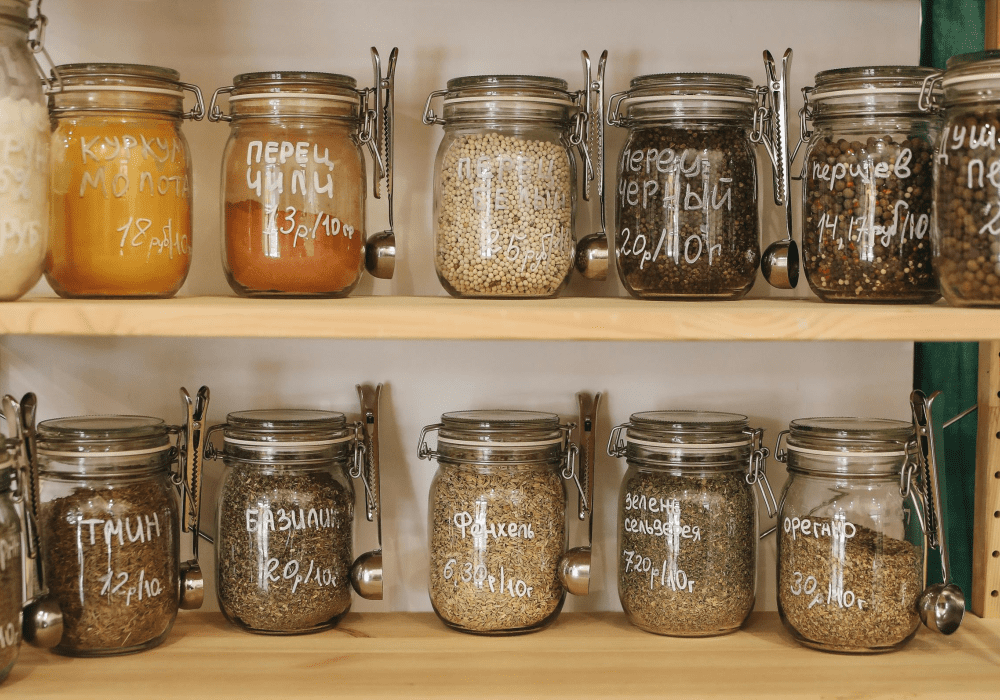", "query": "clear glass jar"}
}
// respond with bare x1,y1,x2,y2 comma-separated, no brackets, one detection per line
424,76,590,298
925,51,1000,306
36,416,182,656
0,464,21,682
209,67,391,297
210,410,357,634
418,410,581,634
0,0,49,301
607,74,760,299
801,67,940,303
774,418,923,653
46,63,204,298
607,411,773,636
